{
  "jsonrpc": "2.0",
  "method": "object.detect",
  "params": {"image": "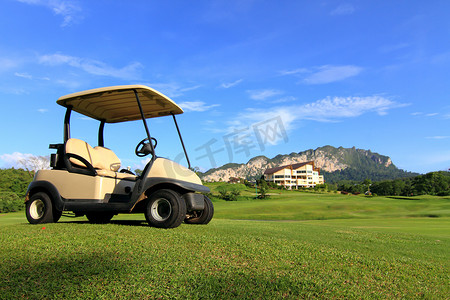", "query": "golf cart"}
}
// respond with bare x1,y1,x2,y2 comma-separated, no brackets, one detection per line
25,85,213,228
